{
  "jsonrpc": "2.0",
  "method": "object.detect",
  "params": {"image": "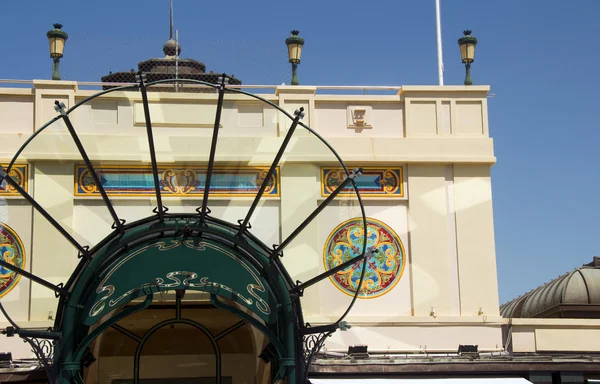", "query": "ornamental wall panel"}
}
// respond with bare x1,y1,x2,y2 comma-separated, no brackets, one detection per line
0,95,34,134
0,164,33,323
314,101,404,138
316,201,412,319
